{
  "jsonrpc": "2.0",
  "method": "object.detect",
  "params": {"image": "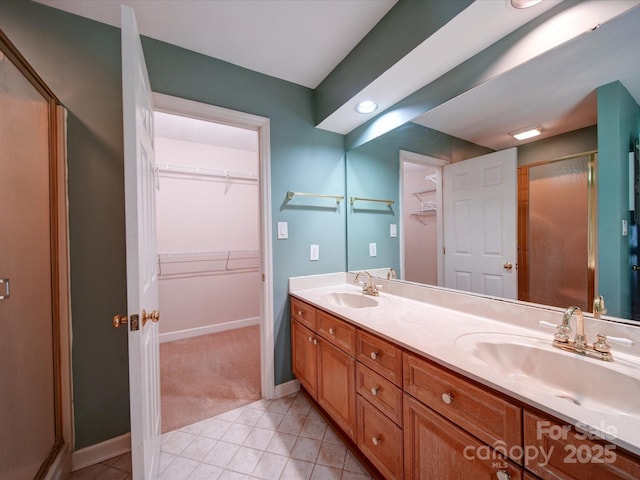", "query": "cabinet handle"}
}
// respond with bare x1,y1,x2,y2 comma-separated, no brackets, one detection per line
496,470,511,480
298,310,304,317
312,338,318,345
371,386,379,396
328,327,336,335
371,436,380,446
370,351,379,360
441,392,453,405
